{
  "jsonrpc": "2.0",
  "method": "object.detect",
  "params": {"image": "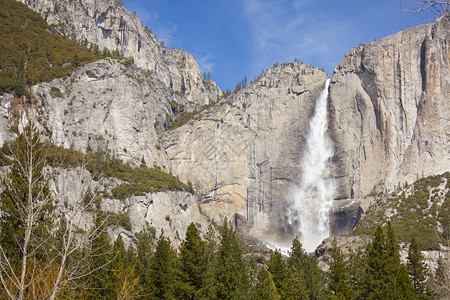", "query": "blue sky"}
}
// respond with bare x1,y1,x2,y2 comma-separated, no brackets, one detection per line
123,0,435,91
